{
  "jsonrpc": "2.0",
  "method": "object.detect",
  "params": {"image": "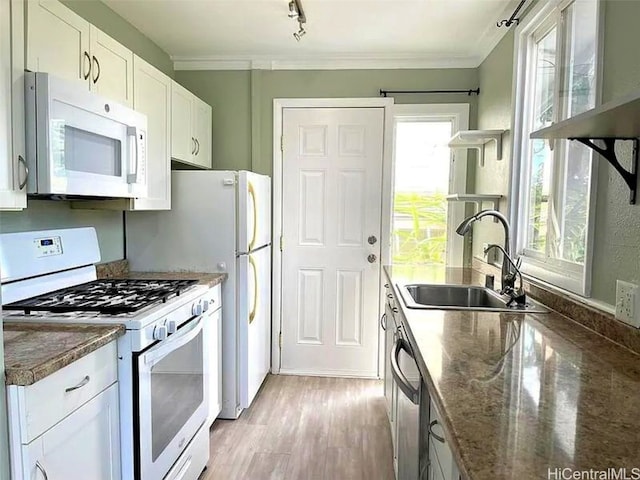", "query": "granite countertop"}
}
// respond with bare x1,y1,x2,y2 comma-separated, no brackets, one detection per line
3,323,125,386
95,259,227,288
125,271,226,288
384,265,640,480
